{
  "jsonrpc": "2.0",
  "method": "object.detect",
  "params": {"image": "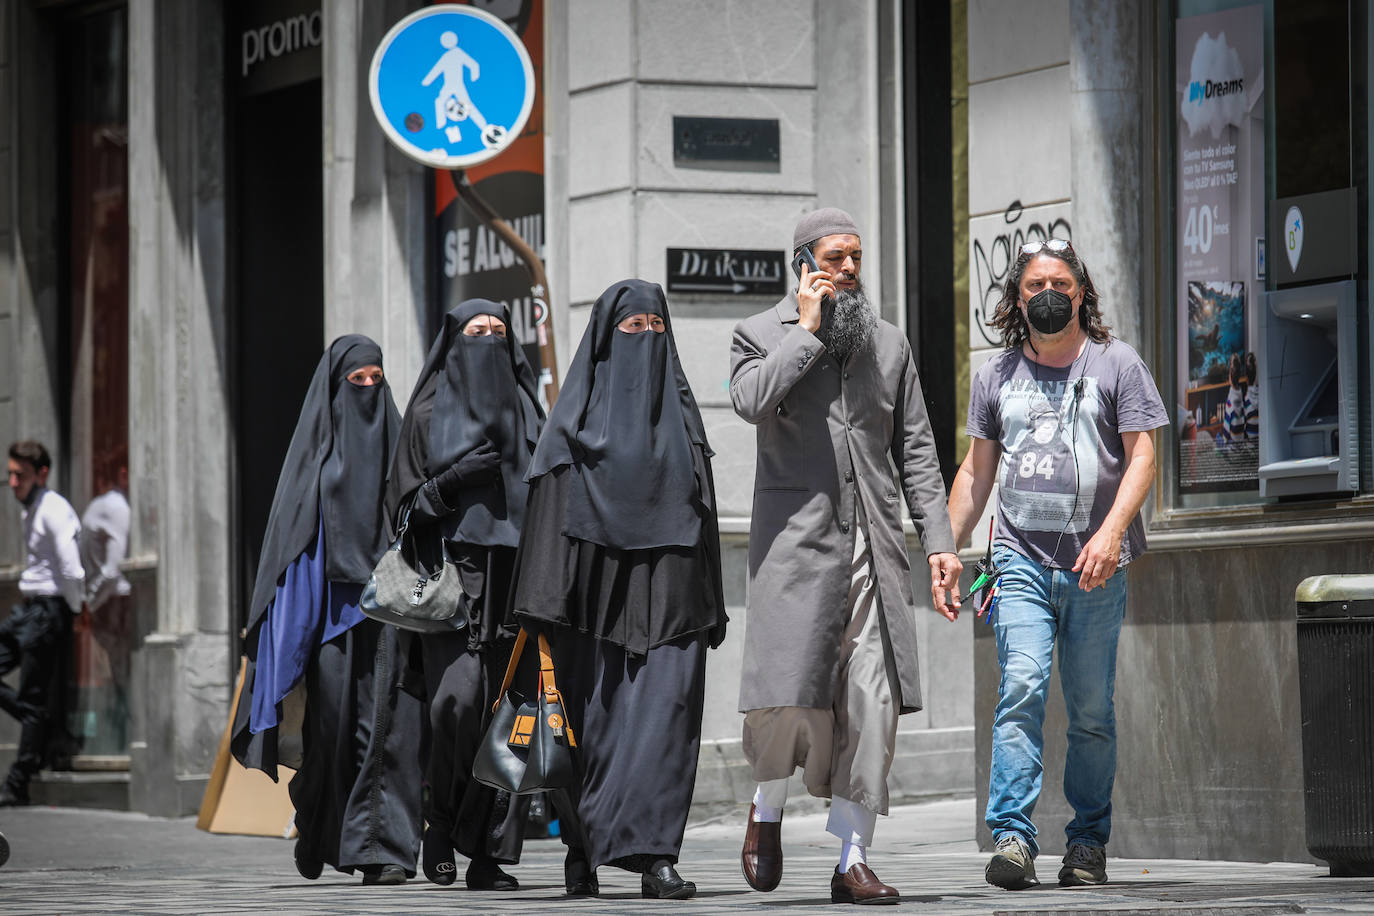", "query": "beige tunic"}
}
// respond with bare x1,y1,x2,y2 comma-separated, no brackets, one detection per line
742,498,898,814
